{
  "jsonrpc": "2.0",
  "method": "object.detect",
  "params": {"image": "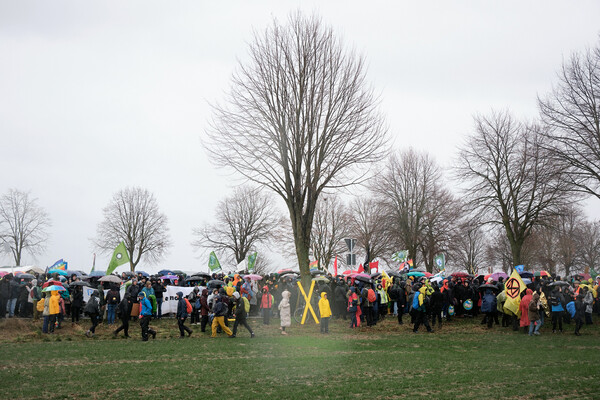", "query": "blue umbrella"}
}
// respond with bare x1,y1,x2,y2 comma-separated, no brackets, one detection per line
519,271,534,279
48,269,68,276
42,285,66,292
69,270,85,277
88,270,106,278
407,271,425,277
136,271,150,277
157,269,173,276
